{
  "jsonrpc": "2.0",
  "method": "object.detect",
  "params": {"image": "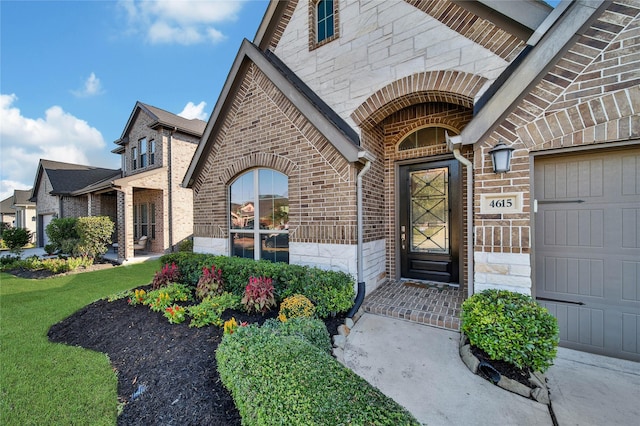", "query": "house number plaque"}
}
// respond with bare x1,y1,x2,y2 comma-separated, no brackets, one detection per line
480,192,523,214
